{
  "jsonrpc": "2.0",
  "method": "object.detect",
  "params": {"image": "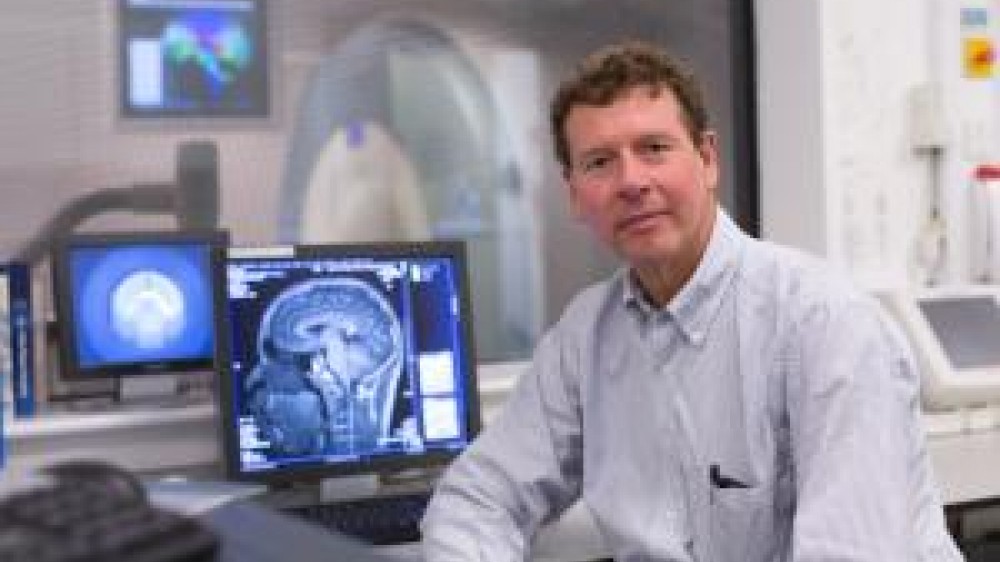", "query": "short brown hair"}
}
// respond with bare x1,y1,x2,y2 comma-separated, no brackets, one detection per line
550,40,710,172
